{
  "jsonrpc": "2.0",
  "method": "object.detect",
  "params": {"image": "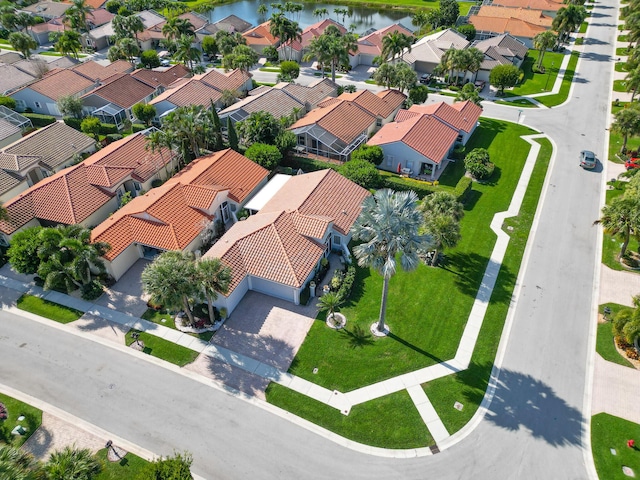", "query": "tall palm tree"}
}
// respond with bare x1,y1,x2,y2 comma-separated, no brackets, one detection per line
43,446,101,480
351,189,432,332
459,47,484,83
8,32,36,59
55,31,82,59
304,25,356,82
612,106,640,153
533,30,557,70
381,31,413,63
373,62,397,89
163,16,195,42
117,37,140,65
269,13,301,61
625,66,640,101
146,129,172,178
197,257,231,324
257,3,268,18
552,4,587,45
141,251,200,324
65,0,91,32
594,196,640,259
313,7,329,20
0,445,40,480
421,191,464,220
174,34,201,70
